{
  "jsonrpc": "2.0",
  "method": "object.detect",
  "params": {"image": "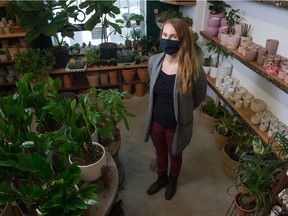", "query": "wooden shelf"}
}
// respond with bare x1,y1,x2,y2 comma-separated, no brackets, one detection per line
200,31,288,95
160,0,196,6
50,62,148,75
0,32,25,39
206,74,269,146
